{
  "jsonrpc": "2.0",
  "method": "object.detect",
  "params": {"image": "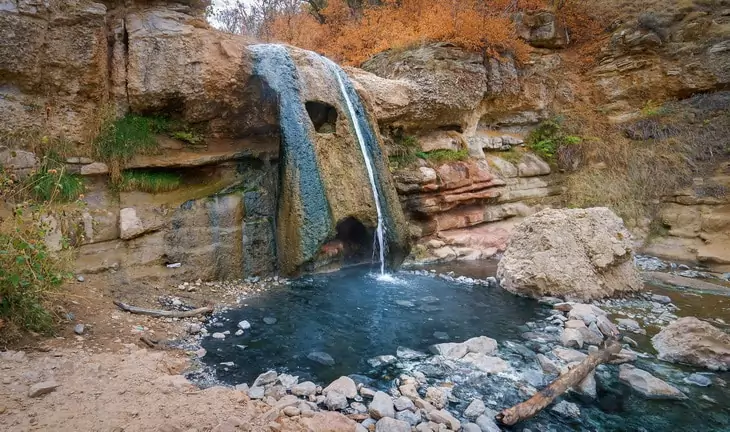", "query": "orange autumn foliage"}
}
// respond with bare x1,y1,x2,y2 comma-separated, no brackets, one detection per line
269,0,549,65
